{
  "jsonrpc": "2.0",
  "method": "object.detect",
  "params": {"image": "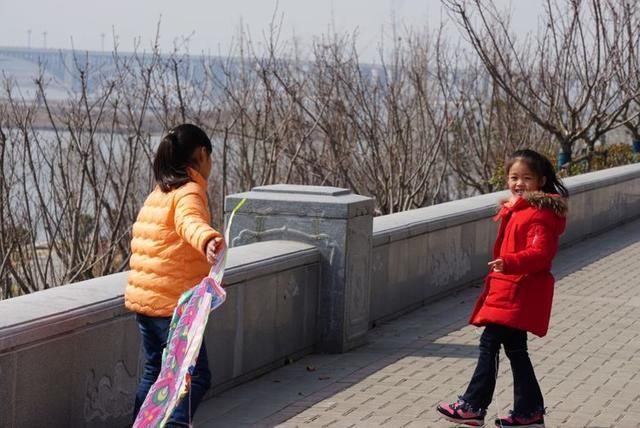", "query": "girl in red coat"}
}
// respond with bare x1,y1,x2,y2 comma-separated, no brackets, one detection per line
437,149,568,428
